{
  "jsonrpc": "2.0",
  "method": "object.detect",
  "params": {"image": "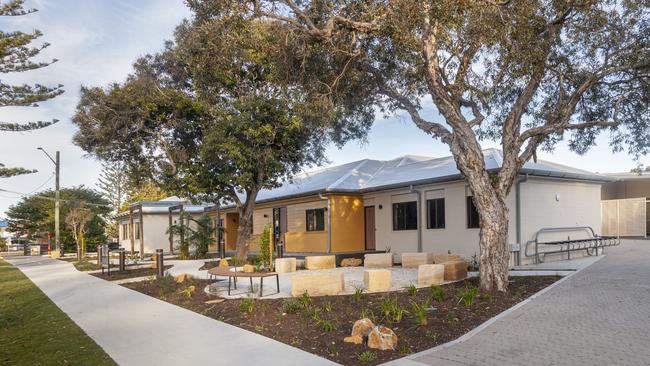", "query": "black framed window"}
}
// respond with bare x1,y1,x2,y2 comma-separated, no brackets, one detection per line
427,198,446,229
122,224,127,240
467,196,480,229
393,201,418,230
306,208,325,231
